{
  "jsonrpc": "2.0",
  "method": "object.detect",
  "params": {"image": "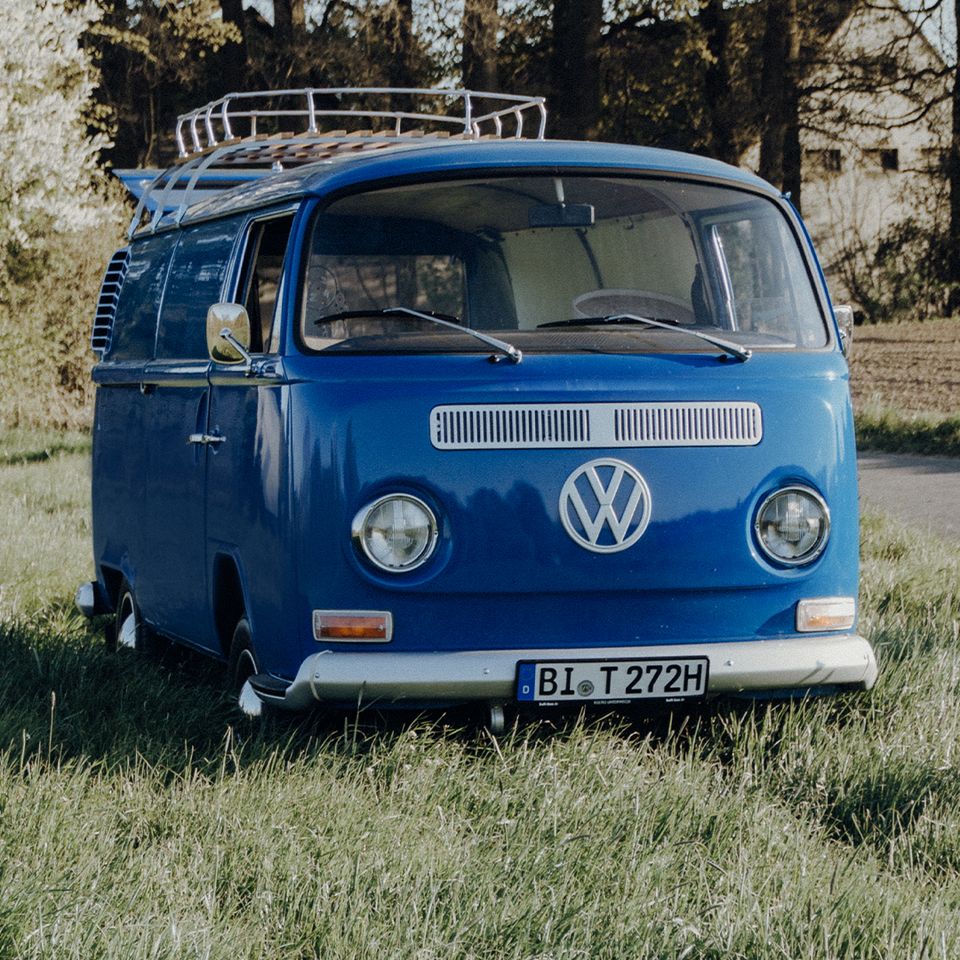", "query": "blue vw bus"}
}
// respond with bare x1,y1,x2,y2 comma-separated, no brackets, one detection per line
77,89,877,728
